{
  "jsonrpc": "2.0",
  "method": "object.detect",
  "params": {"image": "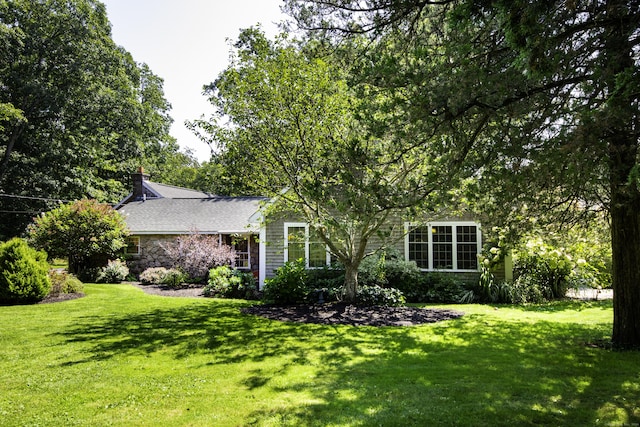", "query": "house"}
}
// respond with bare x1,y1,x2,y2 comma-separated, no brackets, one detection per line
117,169,508,289
116,168,268,281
